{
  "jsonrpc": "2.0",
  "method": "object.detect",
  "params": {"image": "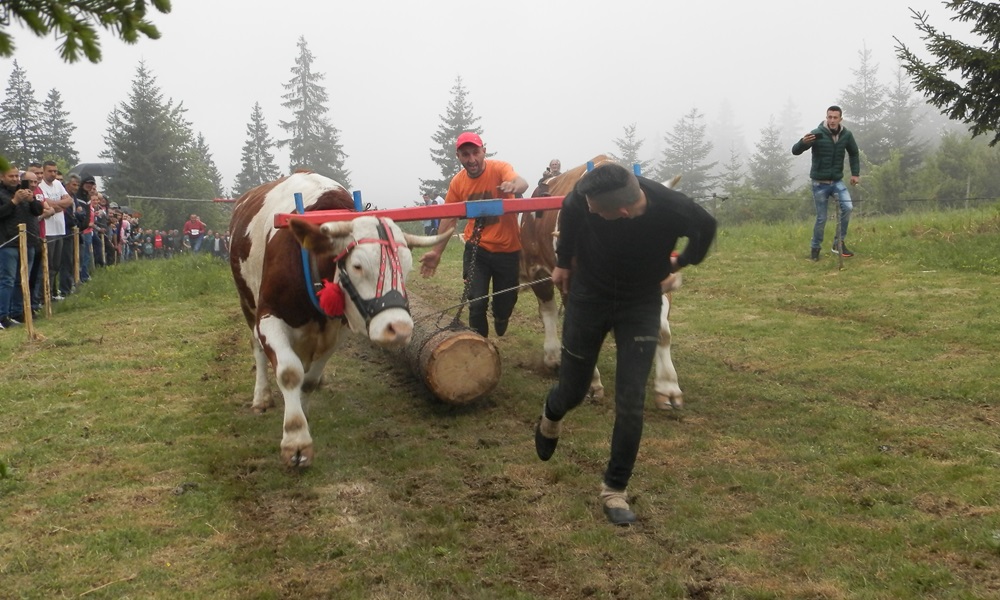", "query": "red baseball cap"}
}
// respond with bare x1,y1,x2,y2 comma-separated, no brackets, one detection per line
455,132,484,149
